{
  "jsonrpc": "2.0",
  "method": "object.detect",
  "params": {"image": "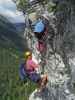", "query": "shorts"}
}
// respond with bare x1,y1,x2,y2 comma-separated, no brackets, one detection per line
28,72,41,83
